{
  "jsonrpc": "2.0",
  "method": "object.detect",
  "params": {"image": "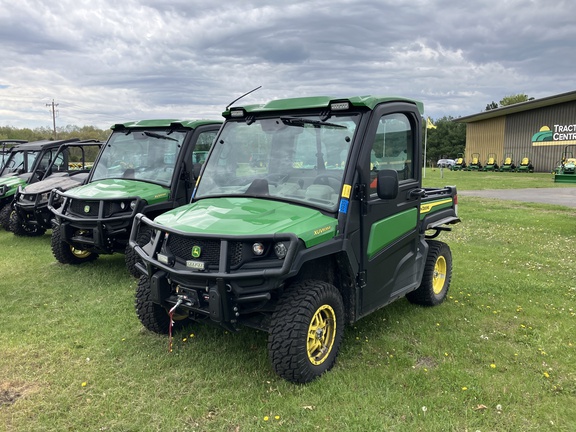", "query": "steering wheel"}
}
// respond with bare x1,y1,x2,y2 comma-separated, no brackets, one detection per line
313,174,341,193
